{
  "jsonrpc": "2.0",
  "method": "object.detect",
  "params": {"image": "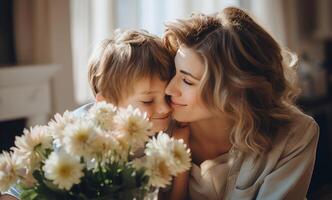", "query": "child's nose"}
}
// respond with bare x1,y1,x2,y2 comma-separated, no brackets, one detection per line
158,101,171,115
